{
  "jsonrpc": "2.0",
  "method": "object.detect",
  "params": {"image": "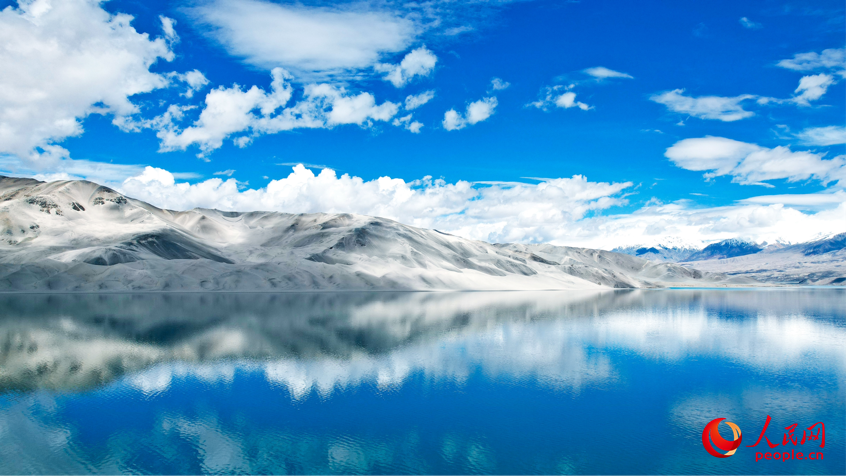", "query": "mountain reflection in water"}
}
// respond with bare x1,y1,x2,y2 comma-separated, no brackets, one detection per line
0,289,843,474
